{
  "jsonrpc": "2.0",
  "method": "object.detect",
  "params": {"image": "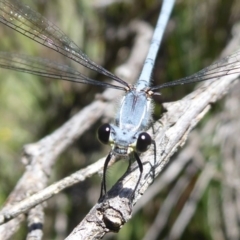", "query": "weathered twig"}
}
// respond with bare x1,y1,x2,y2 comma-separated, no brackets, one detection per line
166,163,216,240
142,162,199,240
